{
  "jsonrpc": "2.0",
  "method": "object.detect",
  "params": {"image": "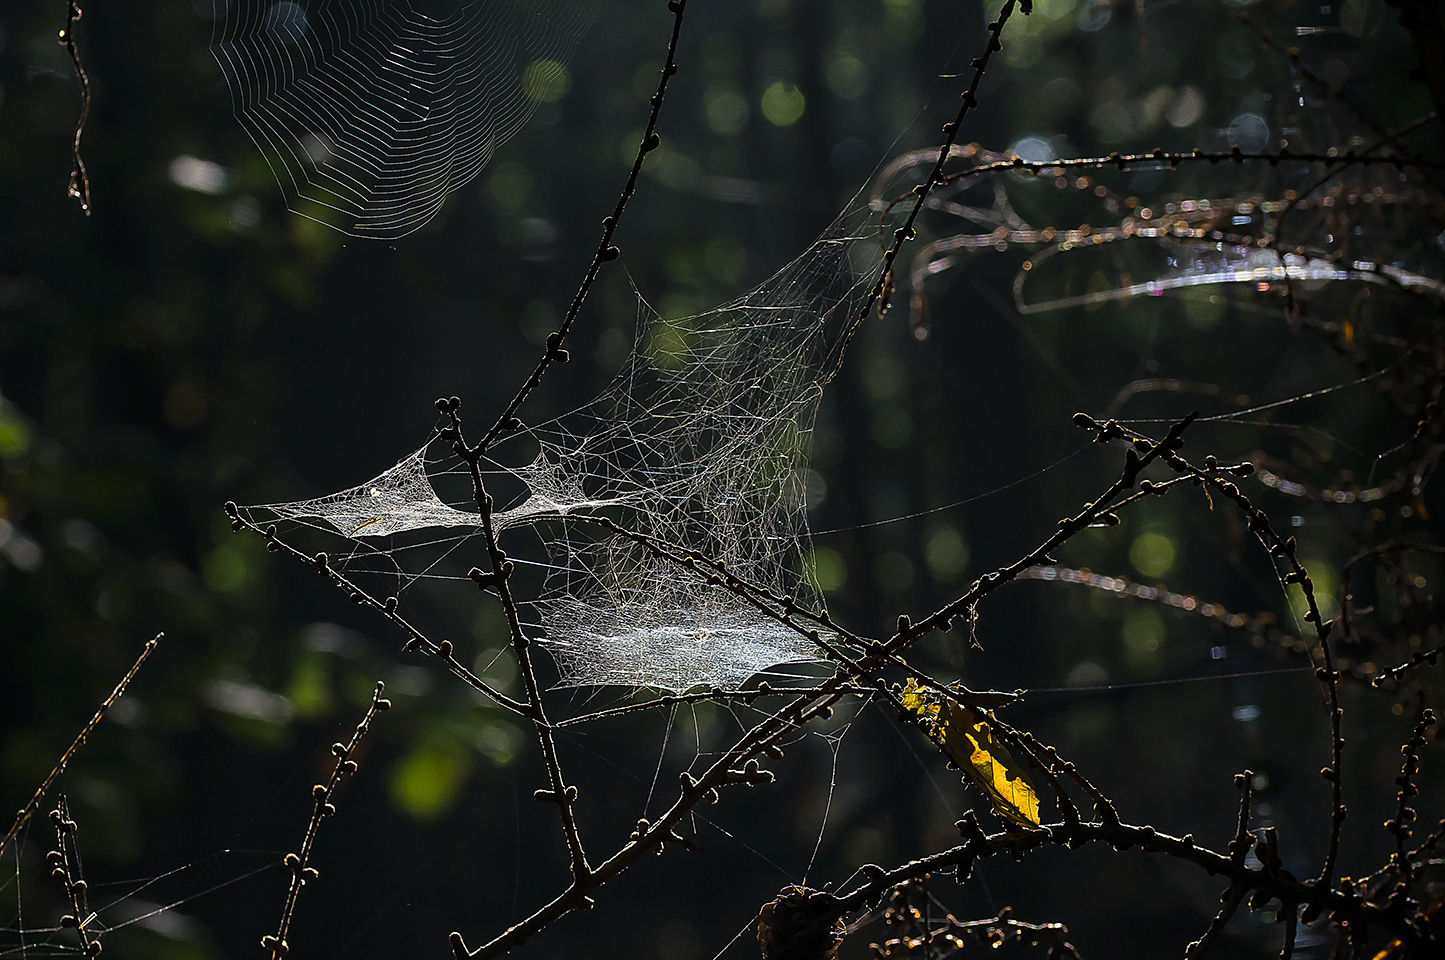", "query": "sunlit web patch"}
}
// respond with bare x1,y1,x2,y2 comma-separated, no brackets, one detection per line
544,598,824,693
238,201,887,692
256,447,480,538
